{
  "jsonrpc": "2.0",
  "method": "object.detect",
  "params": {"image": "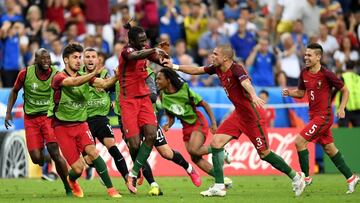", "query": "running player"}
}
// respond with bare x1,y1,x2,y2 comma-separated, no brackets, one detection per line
48,43,121,198
5,48,72,196
163,44,305,197
282,43,359,194
81,48,131,191
118,22,169,192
